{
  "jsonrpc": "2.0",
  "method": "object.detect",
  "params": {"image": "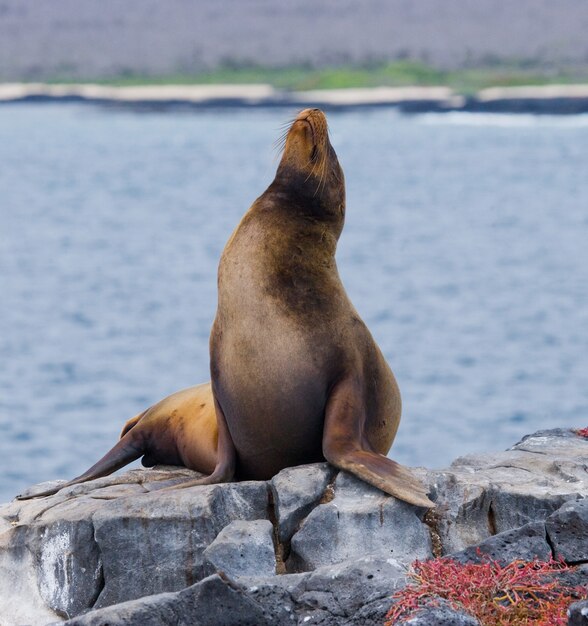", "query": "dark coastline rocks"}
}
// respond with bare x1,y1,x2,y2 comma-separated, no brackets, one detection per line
1,428,587,625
